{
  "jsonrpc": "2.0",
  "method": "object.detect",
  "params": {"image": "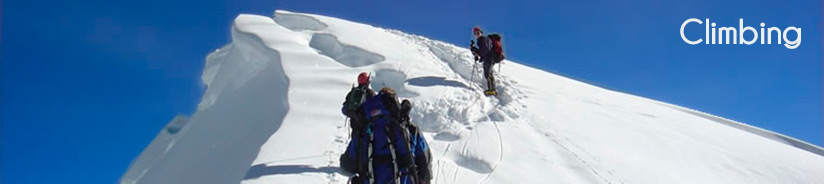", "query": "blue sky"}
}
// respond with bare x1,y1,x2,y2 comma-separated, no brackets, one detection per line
1,0,820,183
